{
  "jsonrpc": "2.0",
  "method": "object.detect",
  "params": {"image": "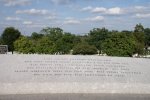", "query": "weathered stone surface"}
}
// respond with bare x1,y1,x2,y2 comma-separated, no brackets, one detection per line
0,55,150,99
